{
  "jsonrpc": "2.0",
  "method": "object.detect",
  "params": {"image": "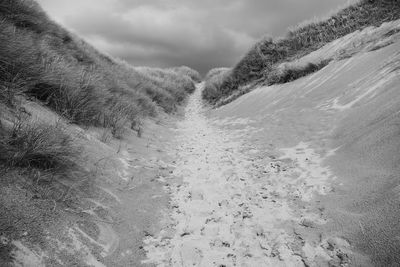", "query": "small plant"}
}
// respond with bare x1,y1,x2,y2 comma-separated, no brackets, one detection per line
131,119,143,138
0,119,80,170
99,128,112,143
